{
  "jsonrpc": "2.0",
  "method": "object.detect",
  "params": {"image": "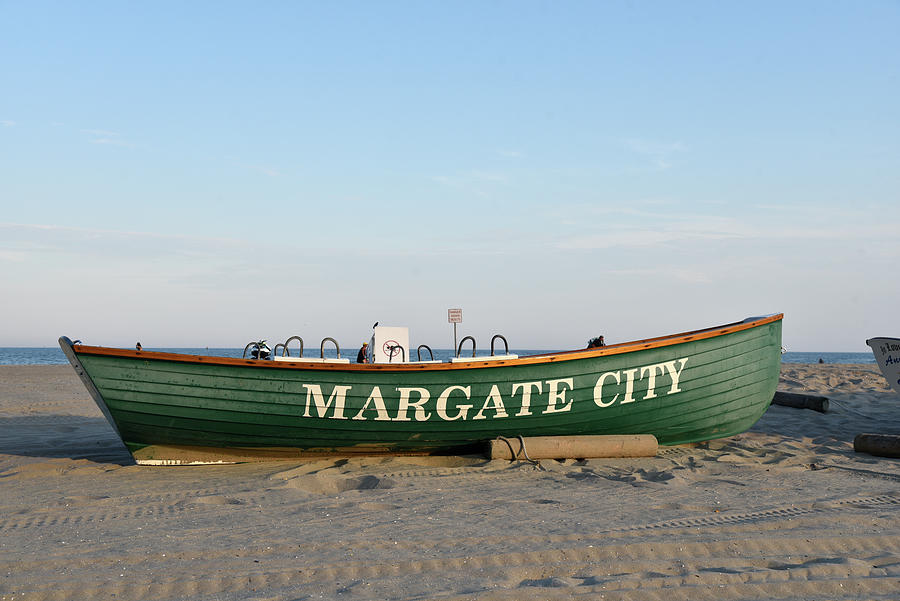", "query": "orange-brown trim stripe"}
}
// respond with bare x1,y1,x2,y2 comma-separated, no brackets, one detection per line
72,314,783,372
